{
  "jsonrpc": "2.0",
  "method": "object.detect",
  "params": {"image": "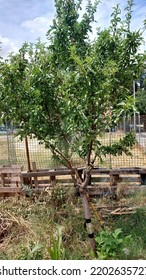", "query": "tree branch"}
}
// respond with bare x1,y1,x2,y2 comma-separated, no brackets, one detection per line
87,140,93,166
50,144,72,168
